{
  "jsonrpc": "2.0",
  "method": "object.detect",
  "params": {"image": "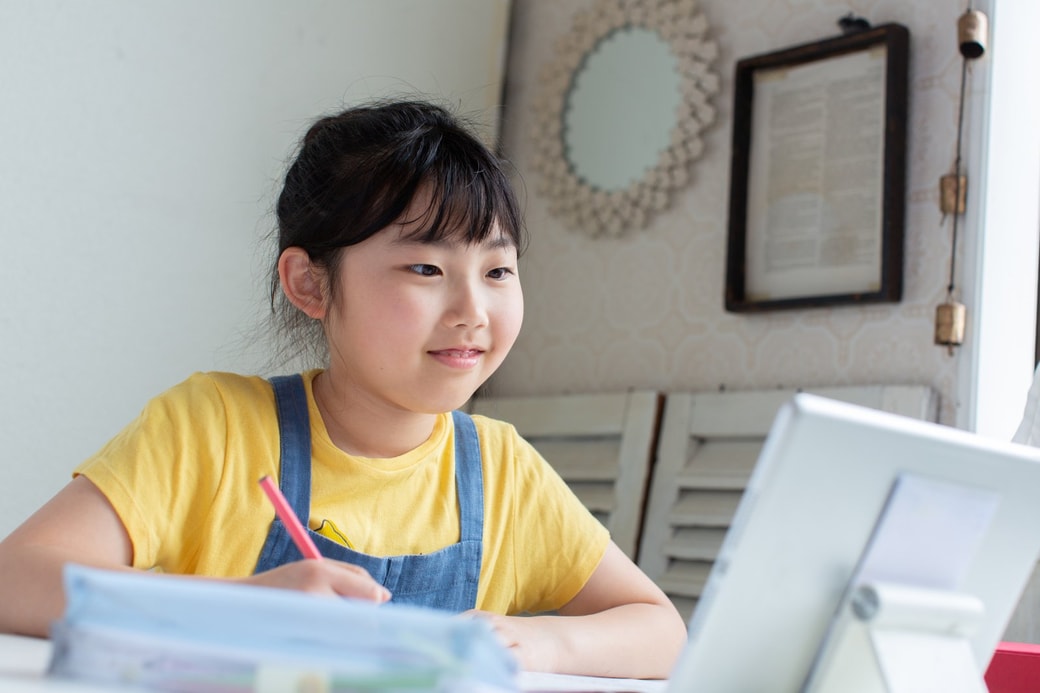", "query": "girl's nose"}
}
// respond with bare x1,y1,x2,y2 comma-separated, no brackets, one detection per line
447,281,489,328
